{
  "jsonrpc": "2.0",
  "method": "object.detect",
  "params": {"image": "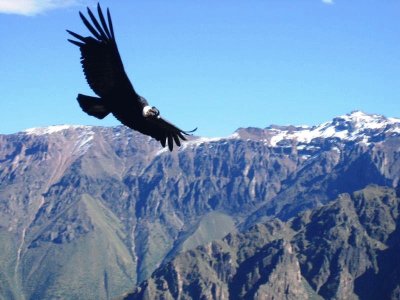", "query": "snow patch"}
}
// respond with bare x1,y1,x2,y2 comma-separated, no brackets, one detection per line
24,125,93,135
23,125,95,156
74,134,94,155
182,133,240,149
154,133,239,155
